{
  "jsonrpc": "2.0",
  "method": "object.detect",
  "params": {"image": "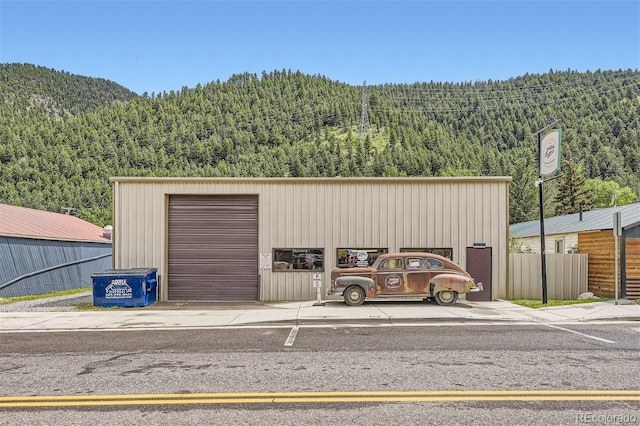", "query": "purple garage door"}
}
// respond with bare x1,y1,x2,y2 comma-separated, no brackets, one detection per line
168,194,259,301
